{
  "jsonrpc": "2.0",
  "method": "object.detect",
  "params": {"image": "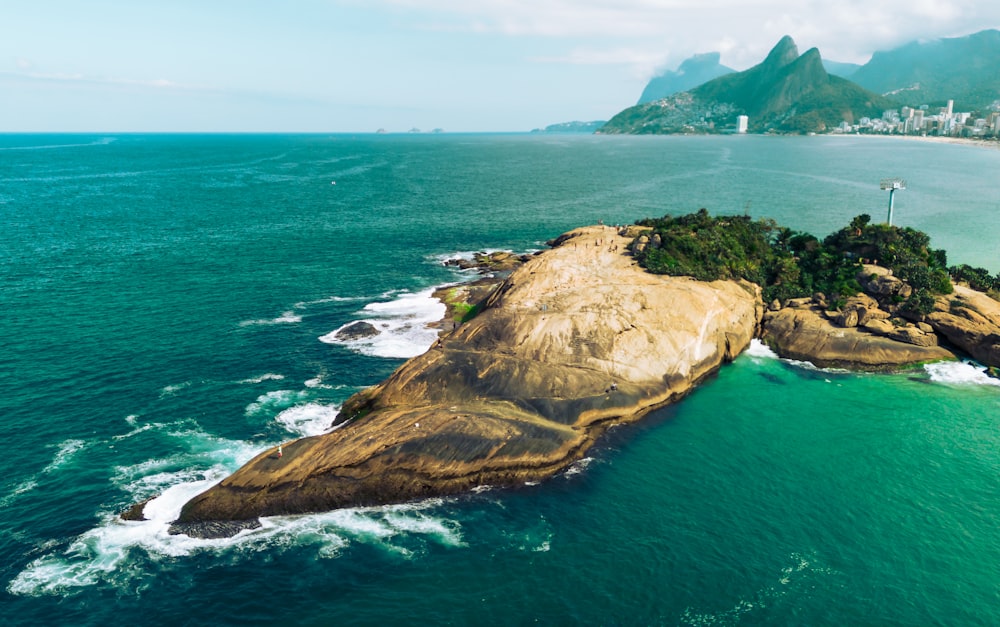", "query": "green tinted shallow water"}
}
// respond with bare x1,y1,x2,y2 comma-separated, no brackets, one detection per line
2,133,999,625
